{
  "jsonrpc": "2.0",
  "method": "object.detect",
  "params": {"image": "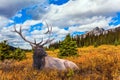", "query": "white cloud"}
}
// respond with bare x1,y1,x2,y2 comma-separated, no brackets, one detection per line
22,20,42,28
68,16,112,32
41,0,120,28
0,16,9,28
15,13,22,18
0,19,41,49
0,20,57,49
57,29,69,35
0,0,48,18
